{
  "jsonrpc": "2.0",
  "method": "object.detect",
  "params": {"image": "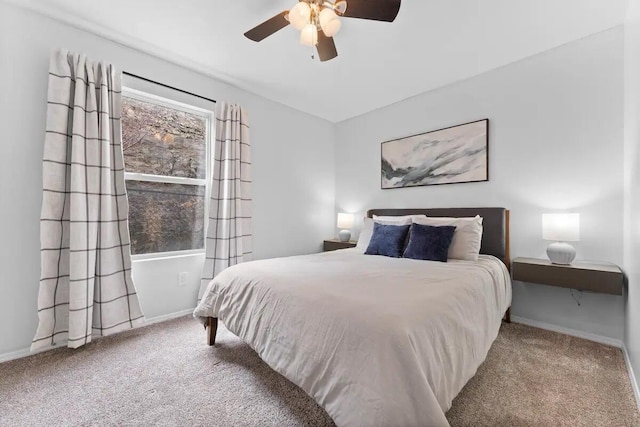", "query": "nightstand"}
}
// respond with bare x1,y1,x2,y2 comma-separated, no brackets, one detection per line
323,239,357,252
511,257,623,295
